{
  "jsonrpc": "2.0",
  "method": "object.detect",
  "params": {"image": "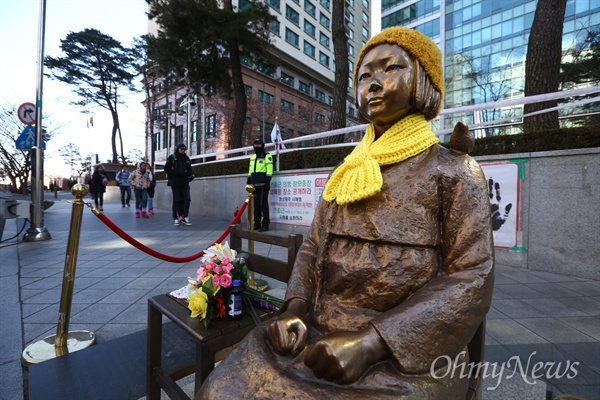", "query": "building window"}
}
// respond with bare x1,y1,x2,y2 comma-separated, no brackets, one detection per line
257,63,275,77
192,120,198,142
346,27,354,39
269,19,280,34
304,20,316,37
347,0,354,7
348,43,354,56
304,0,316,17
285,28,300,47
348,107,355,117
163,128,170,148
258,90,274,104
152,107,162,122
243,117,253,142
240,54,253,67
206,114,217,138
315,89,326,102
281,72,295,87
315,113,325,122
280,99,294,113
268,0,280,10
362,0,368,7
320,13,330,30
299,106,310,121
348,60,354,72
319,32,330,48
239,0,252,10
362,26,369,38
320,0,330,9
362,11,369,23
244,85,252,99
328,95,333,105
319,51,329,67
303,40,315,57
286,5,300,25
347,11,354,24
154,133,161,150
299,81,311,94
